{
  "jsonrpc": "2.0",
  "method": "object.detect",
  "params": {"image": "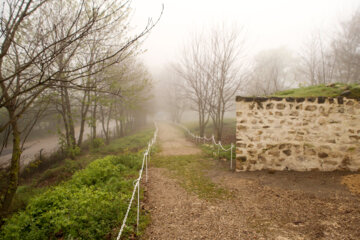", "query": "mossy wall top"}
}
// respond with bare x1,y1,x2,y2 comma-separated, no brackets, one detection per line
235,96,360,171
